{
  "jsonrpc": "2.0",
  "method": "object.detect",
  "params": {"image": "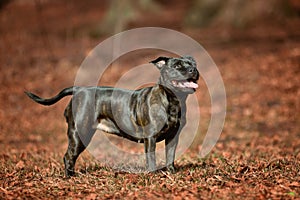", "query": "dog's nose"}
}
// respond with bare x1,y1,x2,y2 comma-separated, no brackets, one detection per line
188,67,196,73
